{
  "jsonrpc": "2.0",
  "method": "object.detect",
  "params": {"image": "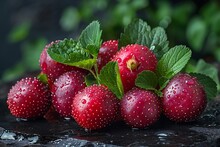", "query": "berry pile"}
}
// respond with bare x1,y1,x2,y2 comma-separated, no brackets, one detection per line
7,19,217,130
